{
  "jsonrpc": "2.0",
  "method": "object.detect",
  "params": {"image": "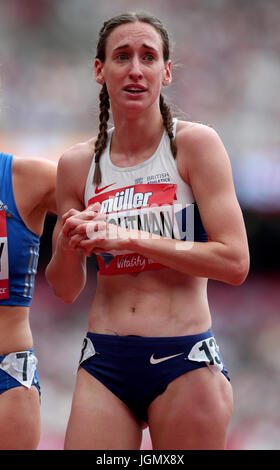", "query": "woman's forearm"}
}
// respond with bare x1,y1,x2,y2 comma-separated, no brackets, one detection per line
129,235,249,286
46,230,87,303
